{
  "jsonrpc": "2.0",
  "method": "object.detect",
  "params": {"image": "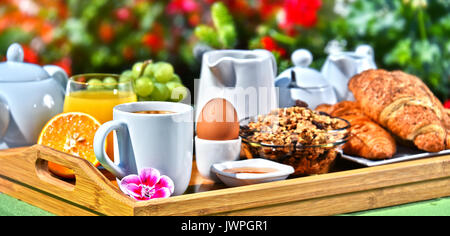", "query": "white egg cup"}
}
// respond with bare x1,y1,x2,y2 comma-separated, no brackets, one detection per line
195,136,242,181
